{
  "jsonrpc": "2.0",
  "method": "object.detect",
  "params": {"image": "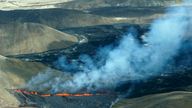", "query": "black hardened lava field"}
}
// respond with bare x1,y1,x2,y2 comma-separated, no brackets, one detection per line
0,0,192,108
